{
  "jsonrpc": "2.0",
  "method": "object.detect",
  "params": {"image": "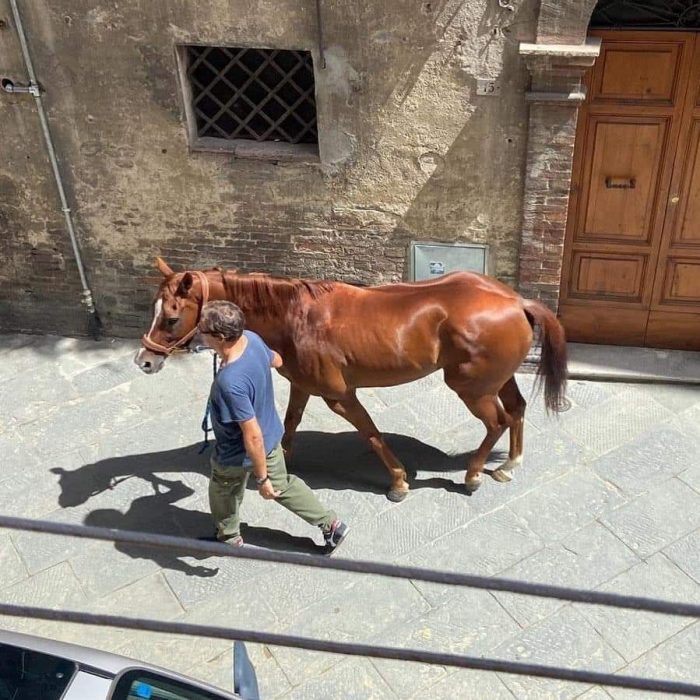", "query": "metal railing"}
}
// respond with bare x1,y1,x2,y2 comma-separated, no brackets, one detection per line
1,514,699,696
